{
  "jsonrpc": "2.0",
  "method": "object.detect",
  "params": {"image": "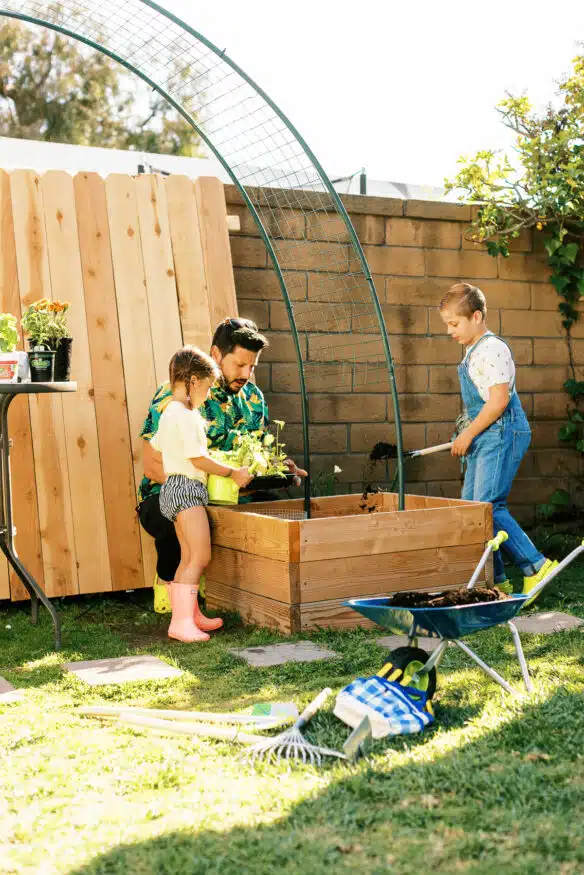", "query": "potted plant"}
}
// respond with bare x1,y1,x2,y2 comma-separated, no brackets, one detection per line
0,312,29,382
21,299,72,382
